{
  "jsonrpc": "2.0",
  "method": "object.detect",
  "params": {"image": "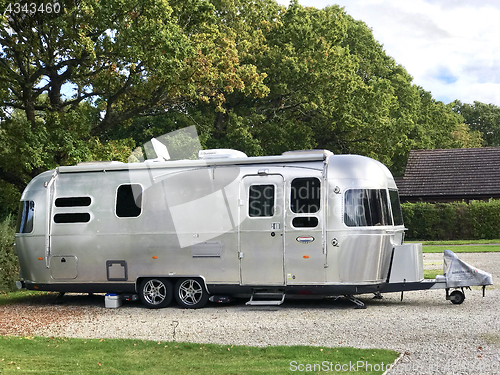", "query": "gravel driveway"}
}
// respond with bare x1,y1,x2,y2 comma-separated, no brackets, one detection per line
2,252,499,374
